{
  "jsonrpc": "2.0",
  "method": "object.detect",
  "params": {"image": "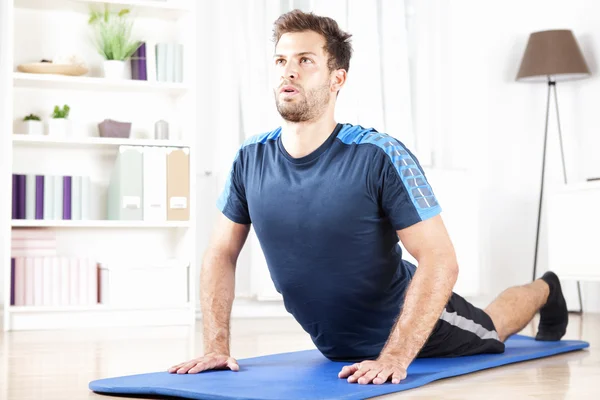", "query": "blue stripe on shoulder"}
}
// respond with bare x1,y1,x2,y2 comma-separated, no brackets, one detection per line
242,127,282,147
217,128,282,213
337,124,441,221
